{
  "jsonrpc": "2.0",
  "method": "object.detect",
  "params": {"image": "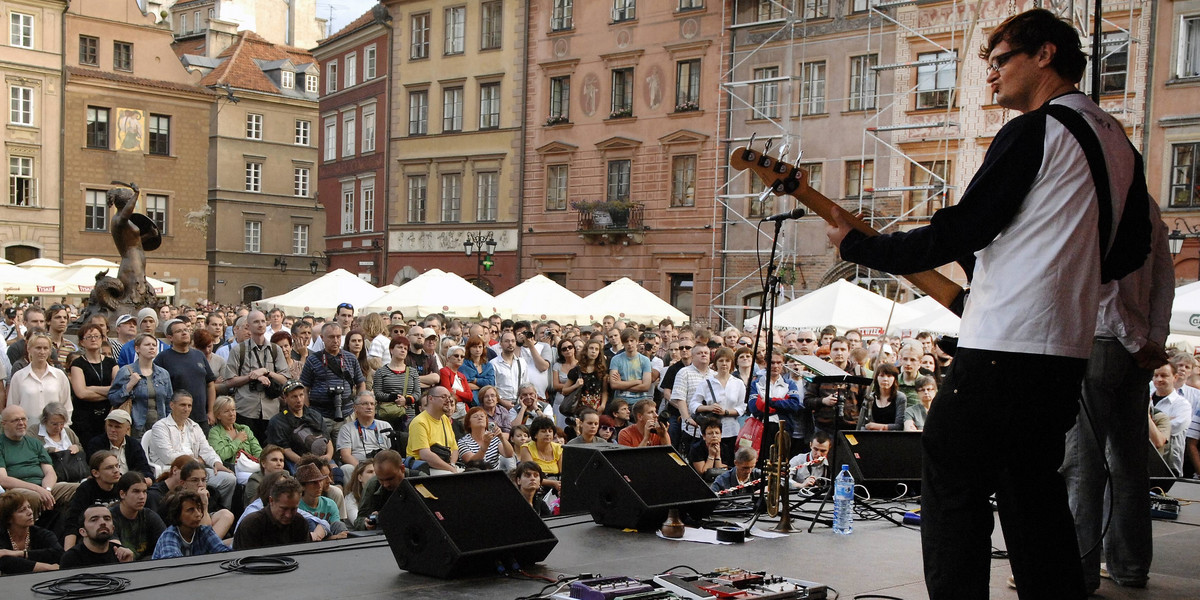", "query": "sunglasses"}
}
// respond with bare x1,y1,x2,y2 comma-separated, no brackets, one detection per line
336,303,354,311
